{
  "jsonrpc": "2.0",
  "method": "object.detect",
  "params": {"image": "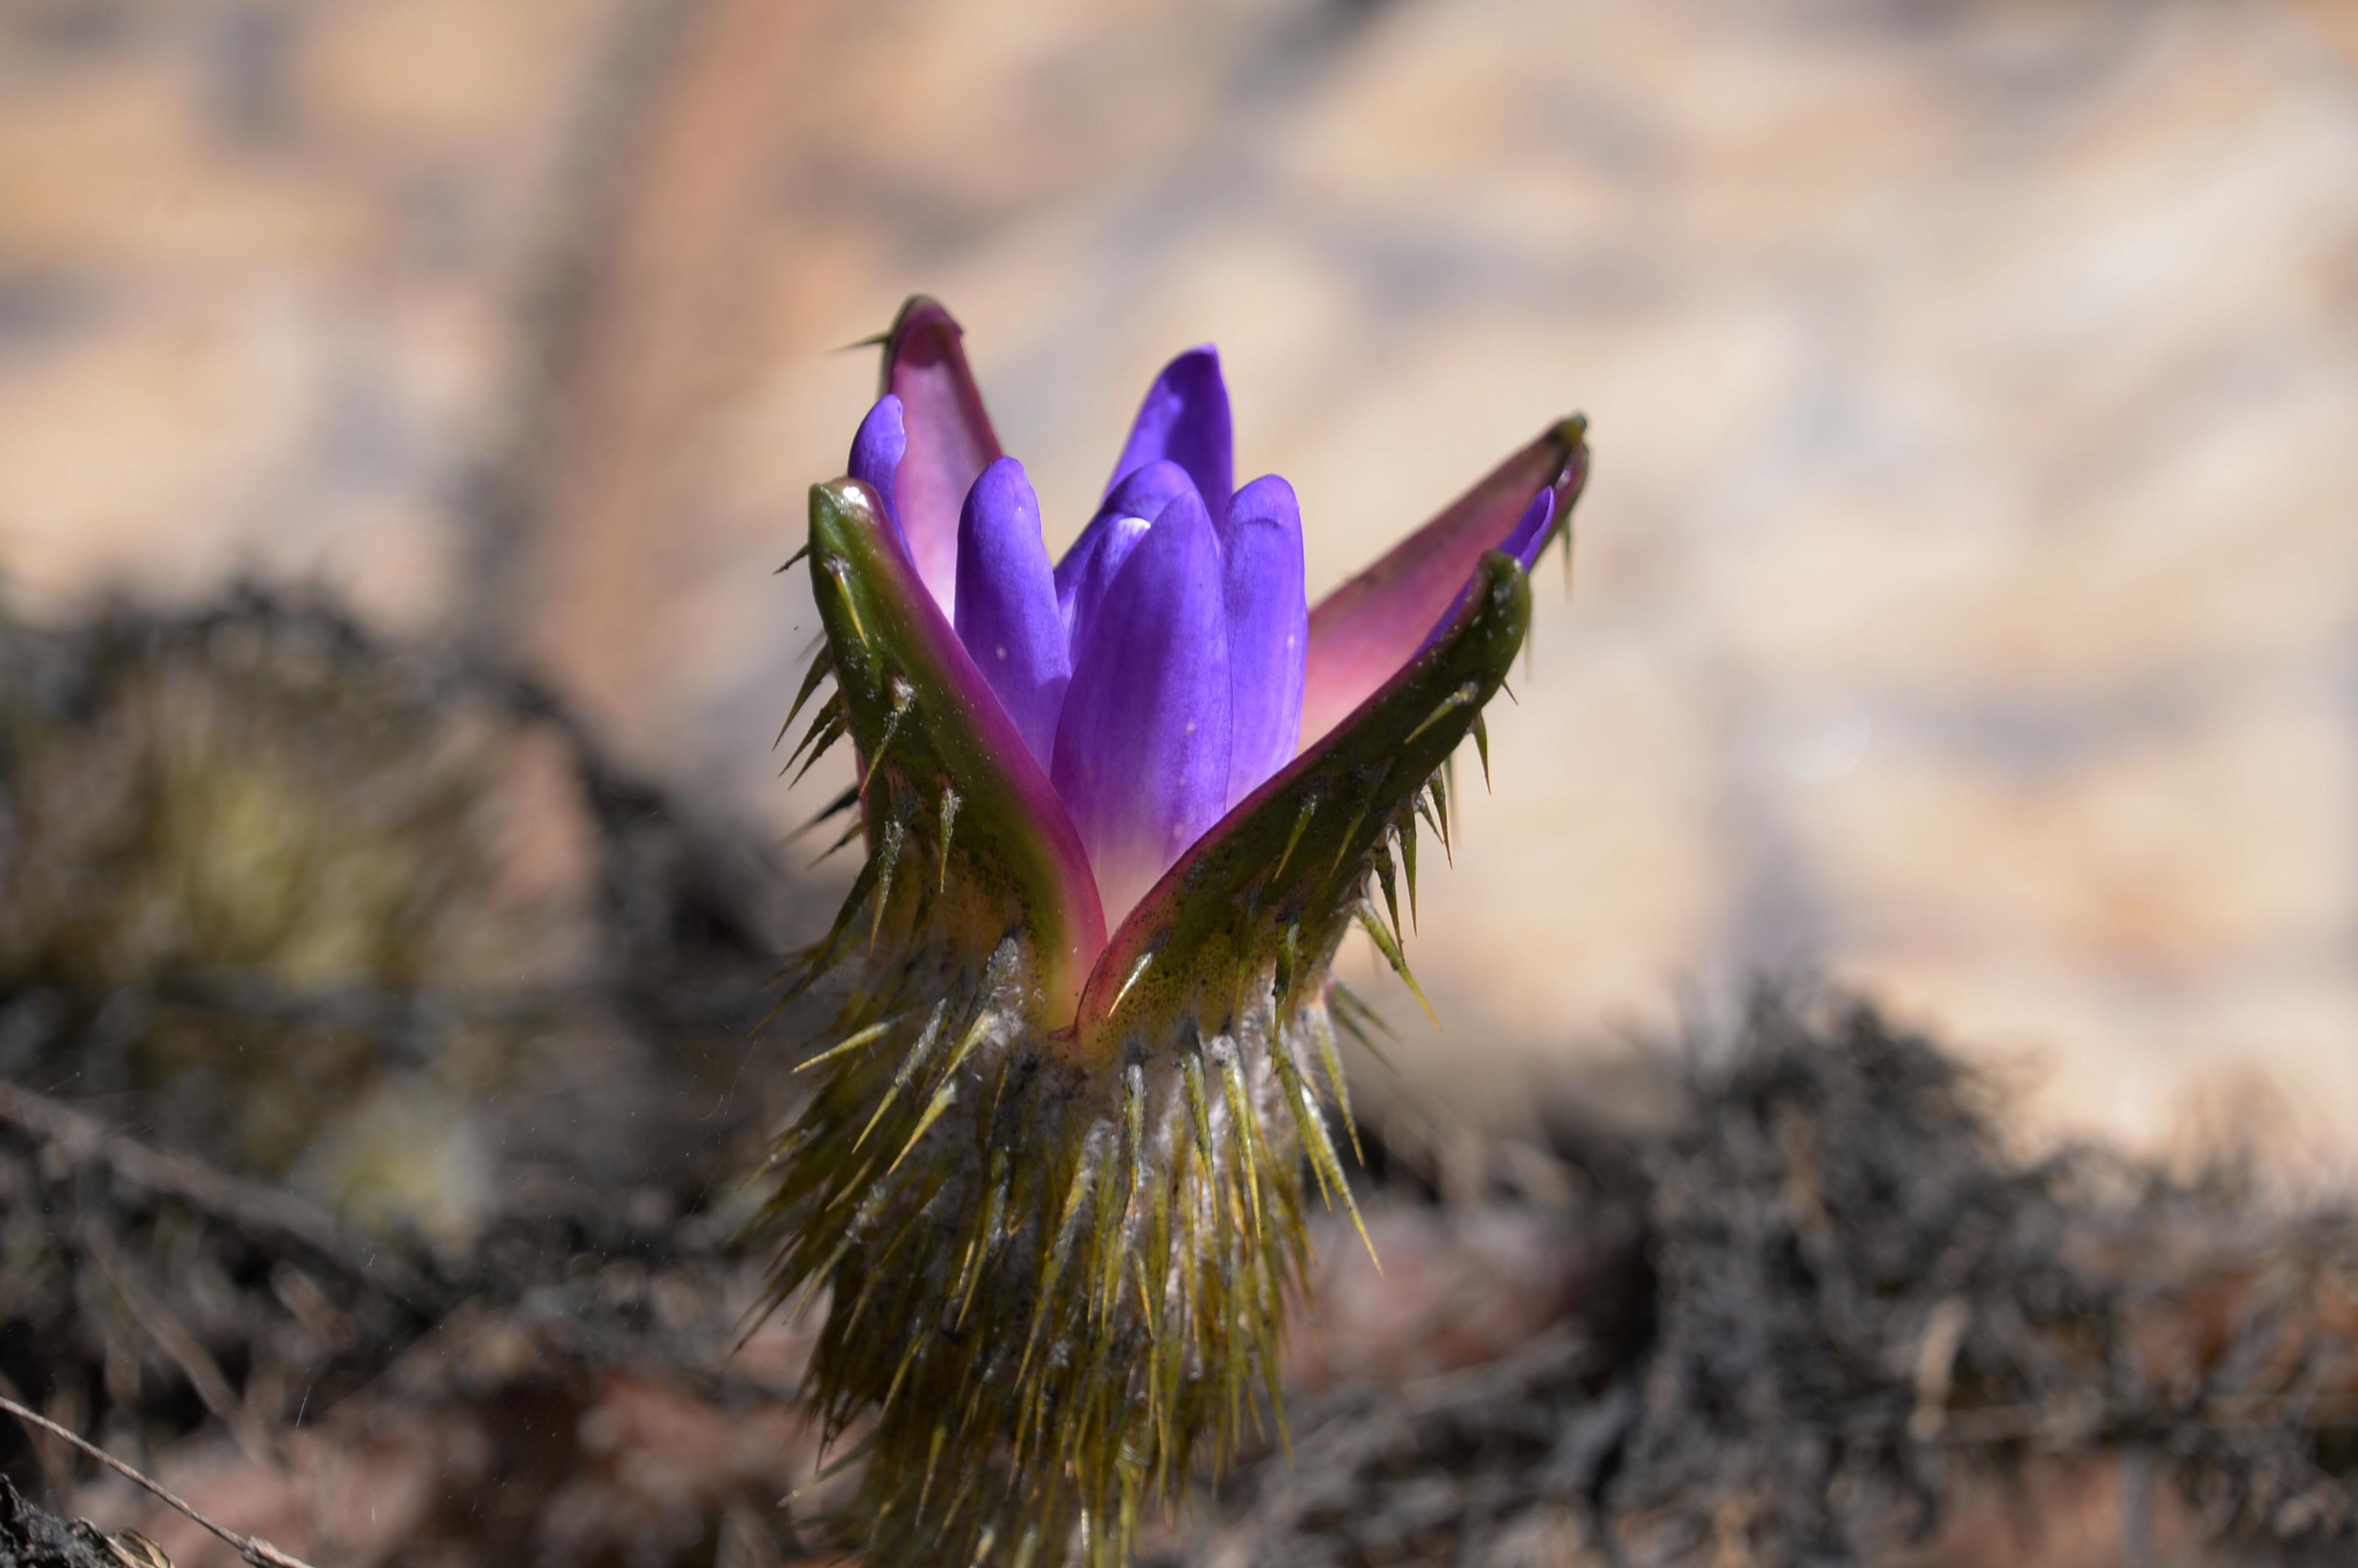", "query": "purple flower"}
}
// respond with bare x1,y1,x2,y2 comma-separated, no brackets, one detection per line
838,302,1585,936
771,296,1588,1567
